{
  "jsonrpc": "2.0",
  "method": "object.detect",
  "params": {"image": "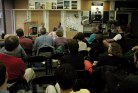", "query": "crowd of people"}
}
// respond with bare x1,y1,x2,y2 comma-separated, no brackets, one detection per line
0,22,138,93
